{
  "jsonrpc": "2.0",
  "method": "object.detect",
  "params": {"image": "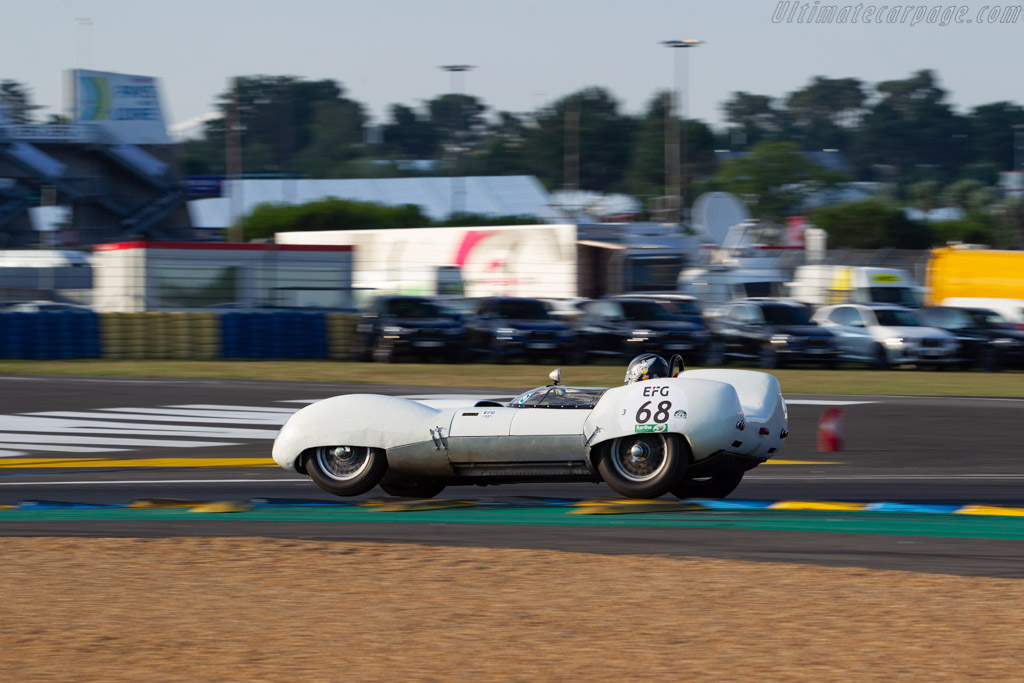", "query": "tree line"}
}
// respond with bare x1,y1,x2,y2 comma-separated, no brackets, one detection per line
4,69,1024,247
